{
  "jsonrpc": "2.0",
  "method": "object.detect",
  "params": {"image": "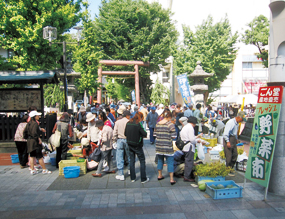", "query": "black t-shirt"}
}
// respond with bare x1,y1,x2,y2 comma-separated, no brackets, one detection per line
175,112,184,126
